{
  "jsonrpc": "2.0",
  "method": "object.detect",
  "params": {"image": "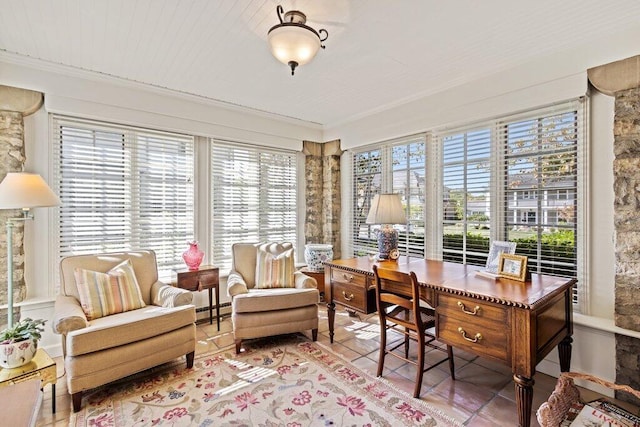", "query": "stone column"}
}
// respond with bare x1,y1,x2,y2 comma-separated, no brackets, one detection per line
302,140,342,259
0,85,44,329
589,56,640,404
322,140,342,259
